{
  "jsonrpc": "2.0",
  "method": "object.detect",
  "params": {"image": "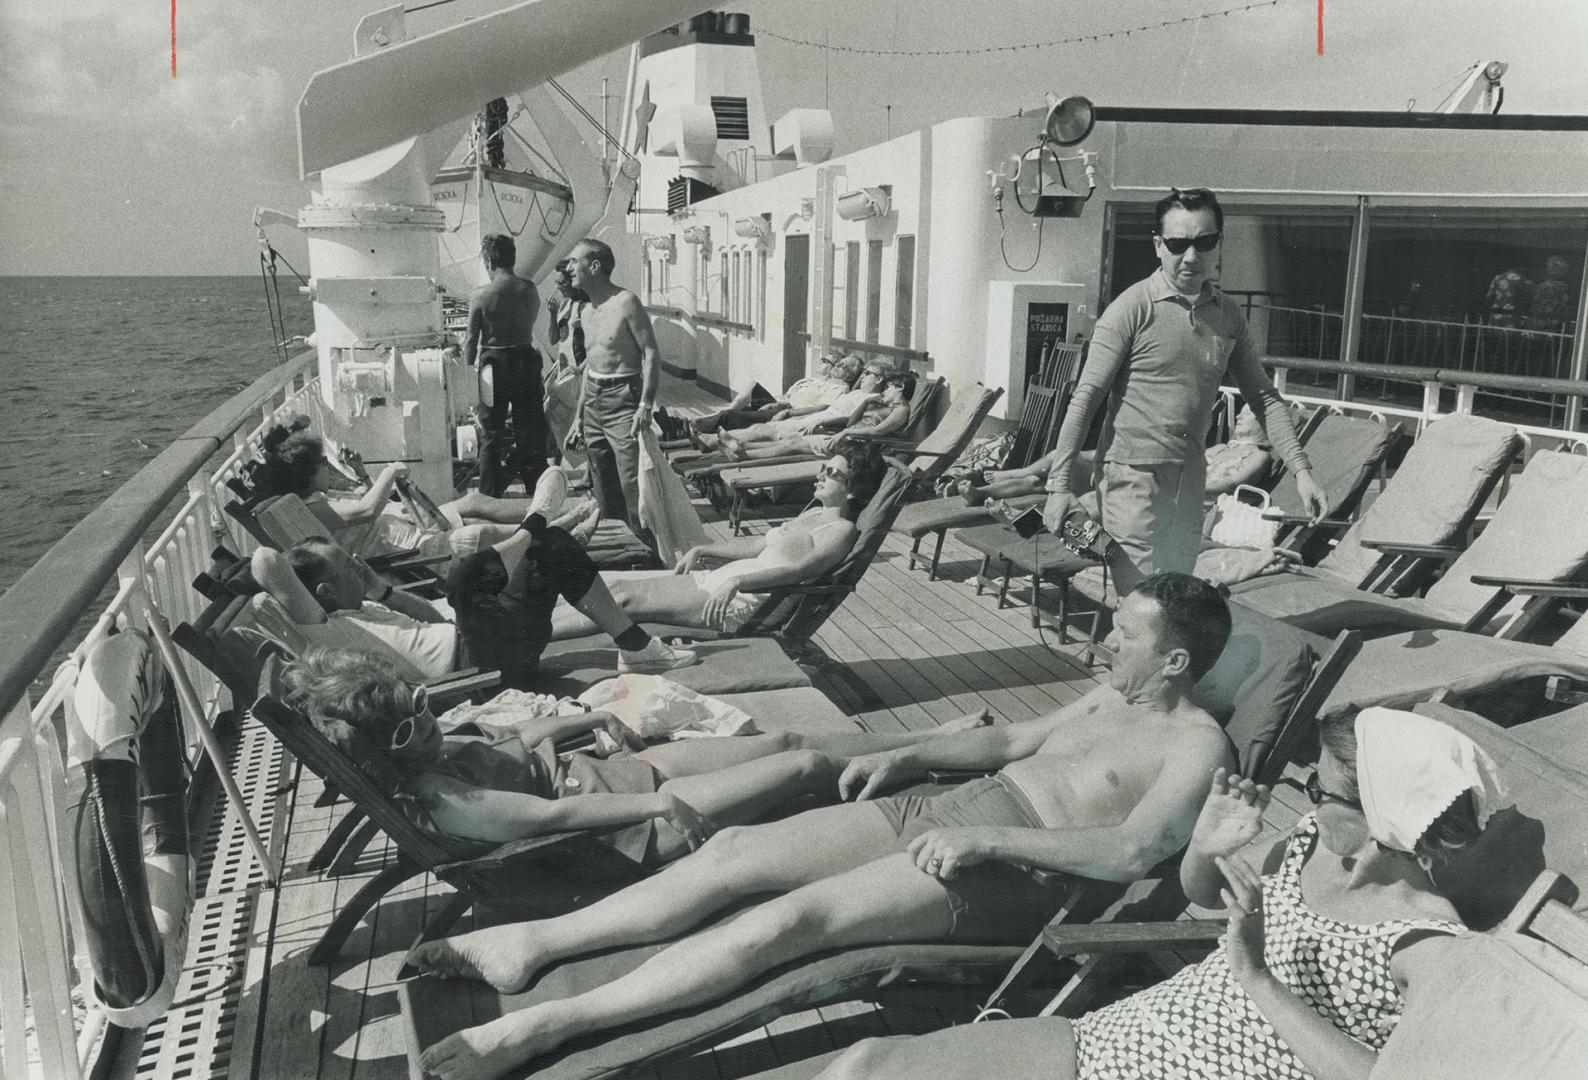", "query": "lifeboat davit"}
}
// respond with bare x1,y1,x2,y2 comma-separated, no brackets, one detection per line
66,629,194,1027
